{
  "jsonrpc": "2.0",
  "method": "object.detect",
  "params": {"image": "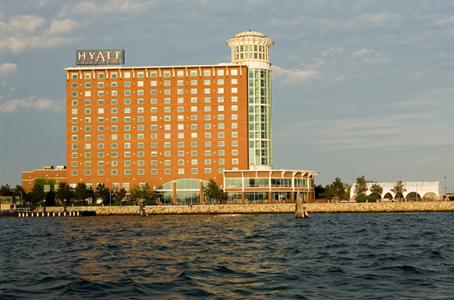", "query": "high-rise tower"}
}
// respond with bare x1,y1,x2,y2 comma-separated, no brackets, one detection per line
227,31,274,170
